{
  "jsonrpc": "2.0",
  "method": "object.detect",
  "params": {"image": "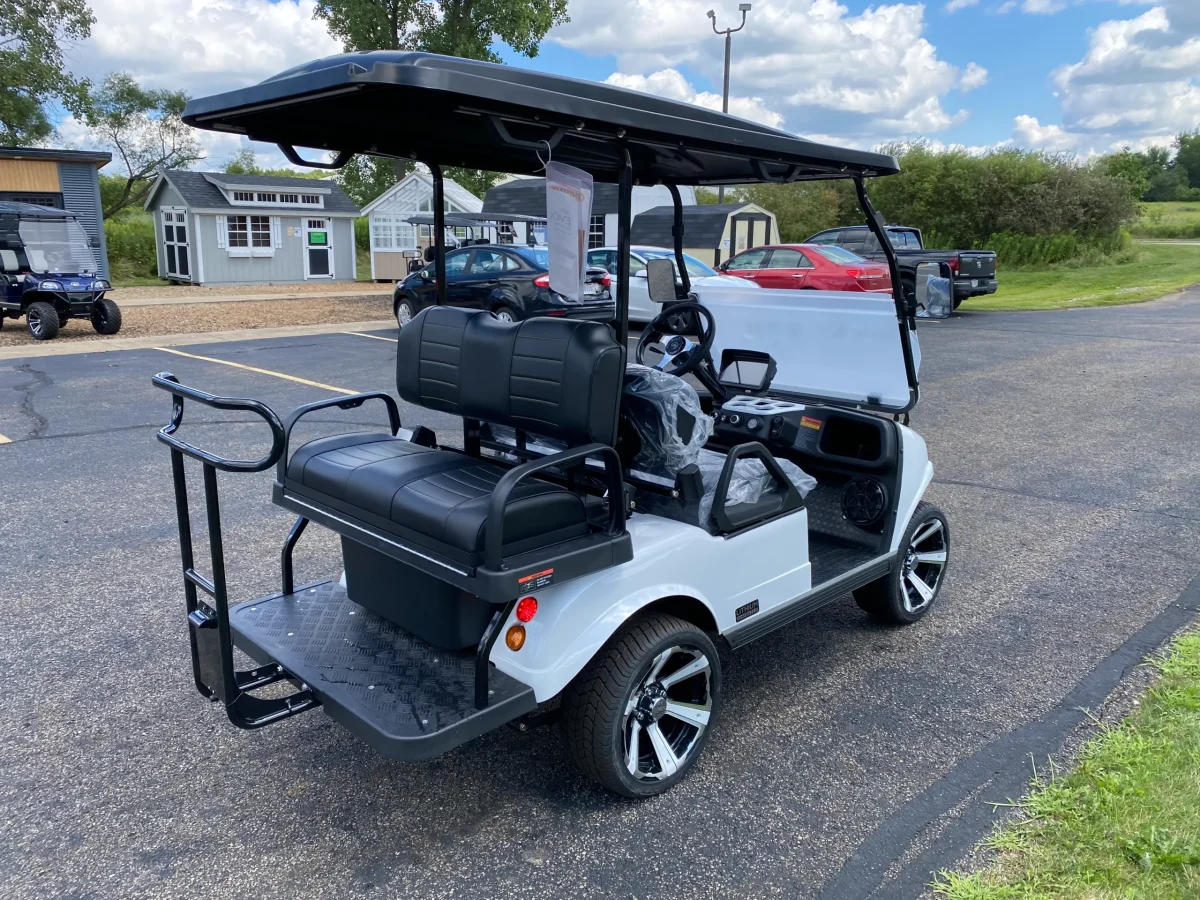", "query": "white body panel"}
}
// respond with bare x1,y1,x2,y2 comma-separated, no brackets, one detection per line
701,287,919,410
890,424,933,553
491,511,811,701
